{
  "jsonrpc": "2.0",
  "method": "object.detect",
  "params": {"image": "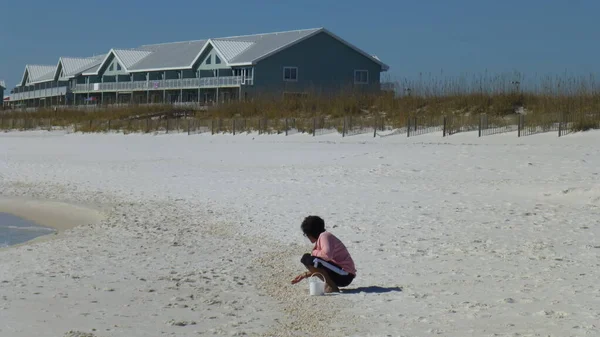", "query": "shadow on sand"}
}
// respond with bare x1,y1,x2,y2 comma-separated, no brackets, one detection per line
341,286,403,294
